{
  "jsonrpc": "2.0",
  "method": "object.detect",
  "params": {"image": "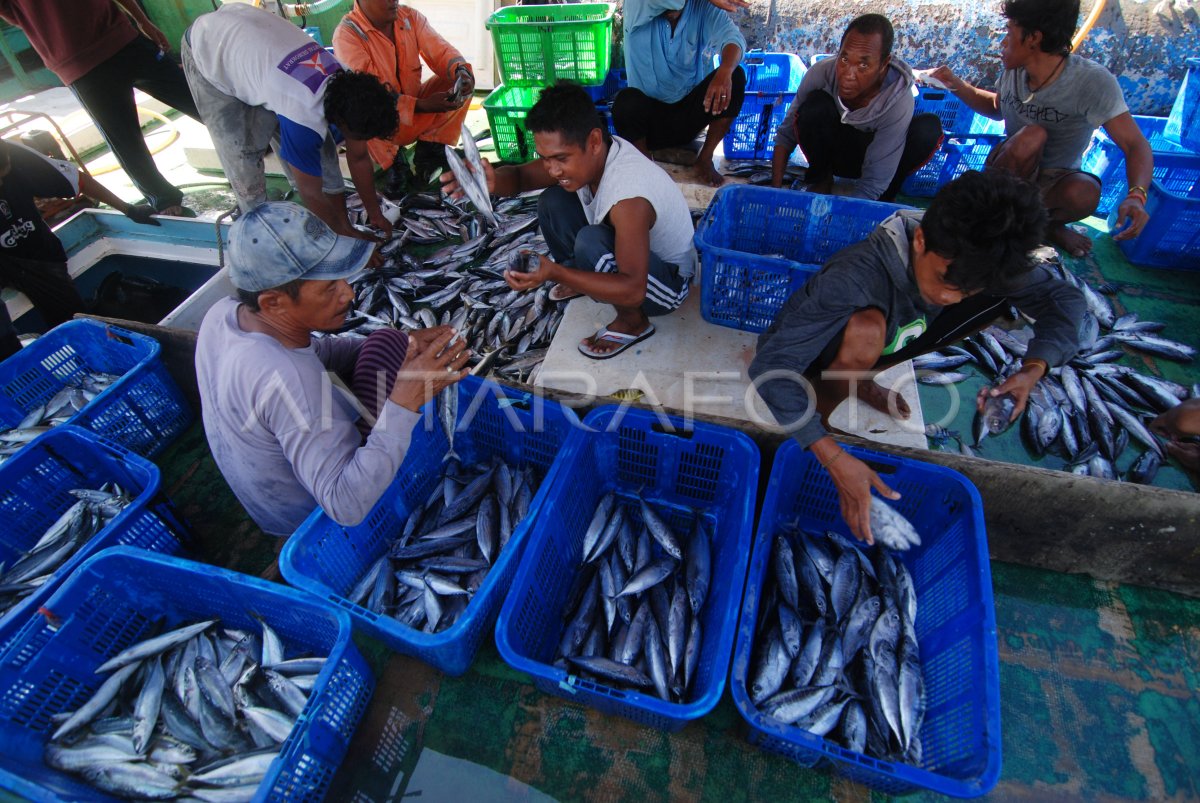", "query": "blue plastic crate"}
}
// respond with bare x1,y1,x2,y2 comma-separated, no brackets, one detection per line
902,134,1003,198
722,90,793,161
694,185,907,332
0,548,374,803
730,441,1000,798
597,101,616,135
495,406,760,732
1165,57,1200,151
0,320,191,459
584,67,627,103
281,375,579,677
716,52,805,160
913,87,1003,136
736,51,806,95
0,426,191,645
1080,115,1199,215
1108,178,1200,269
